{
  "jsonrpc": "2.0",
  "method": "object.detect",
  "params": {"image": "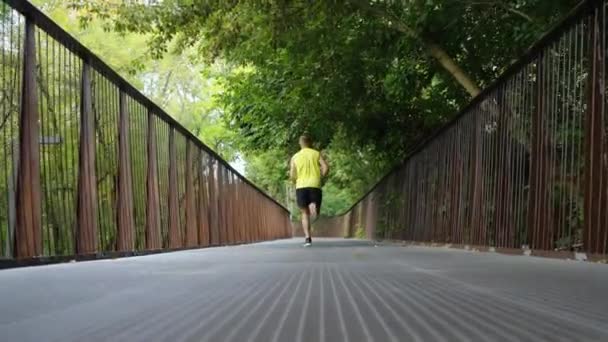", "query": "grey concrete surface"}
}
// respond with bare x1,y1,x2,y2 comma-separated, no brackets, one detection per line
0,238,607,342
